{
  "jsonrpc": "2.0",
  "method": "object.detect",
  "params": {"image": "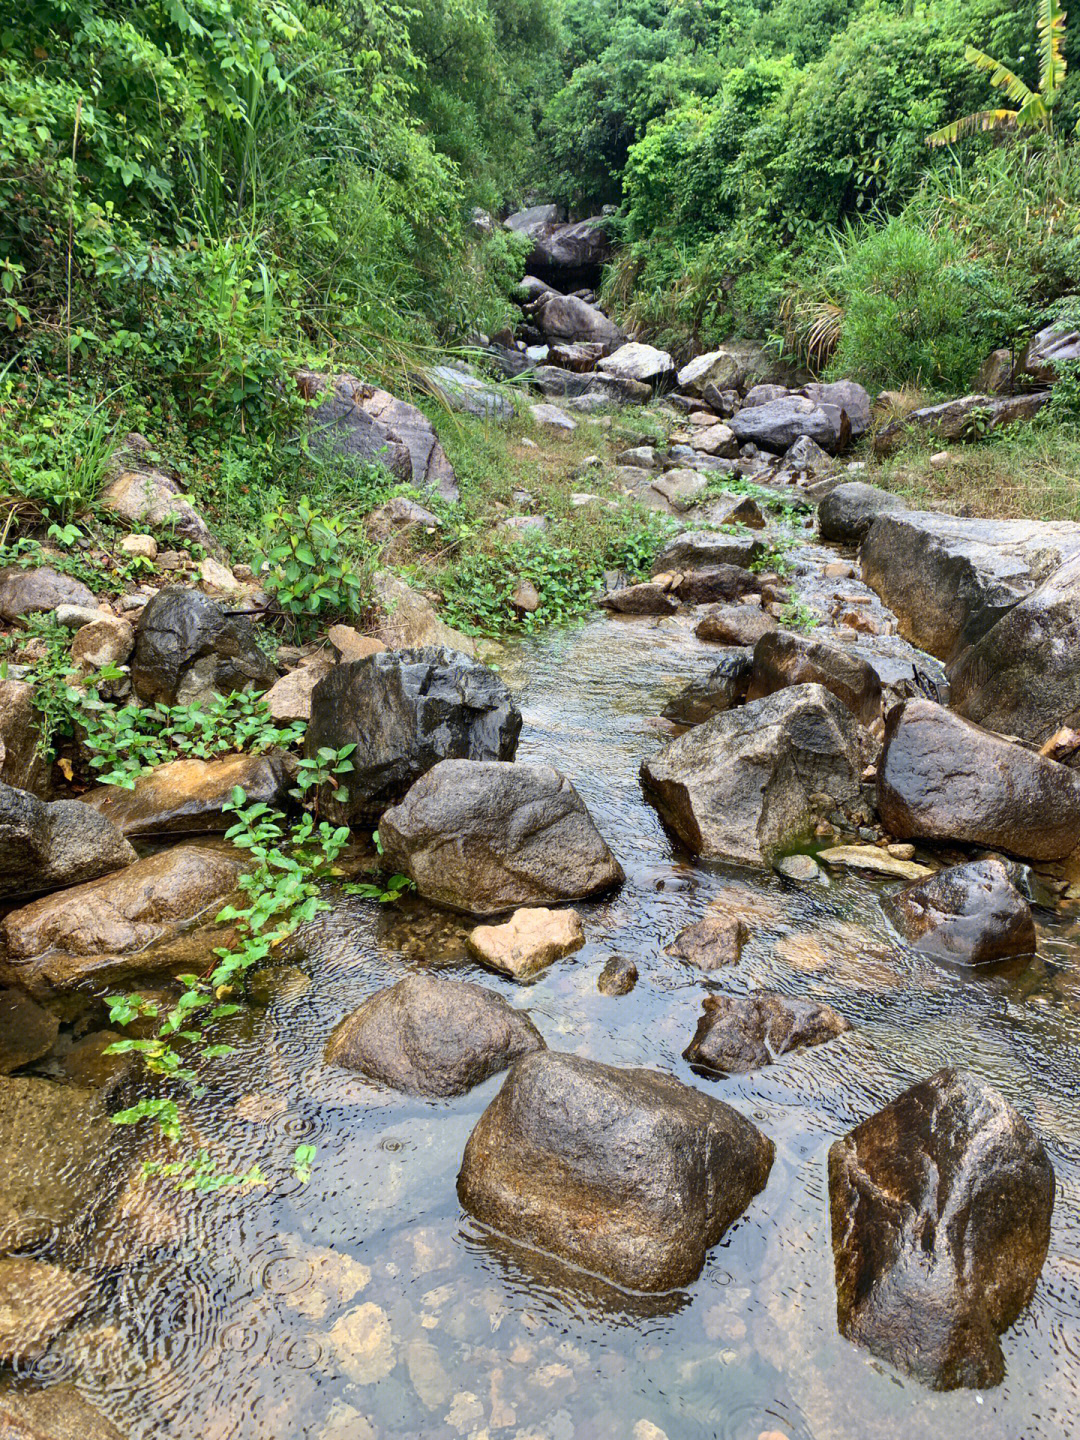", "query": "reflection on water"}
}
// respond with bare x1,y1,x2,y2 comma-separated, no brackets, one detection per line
35,609,1080,1438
